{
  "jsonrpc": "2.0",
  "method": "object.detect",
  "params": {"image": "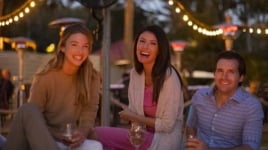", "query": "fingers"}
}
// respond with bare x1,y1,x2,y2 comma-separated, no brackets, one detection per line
69,131,86,148
184,138,208,150
184,138,199,150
